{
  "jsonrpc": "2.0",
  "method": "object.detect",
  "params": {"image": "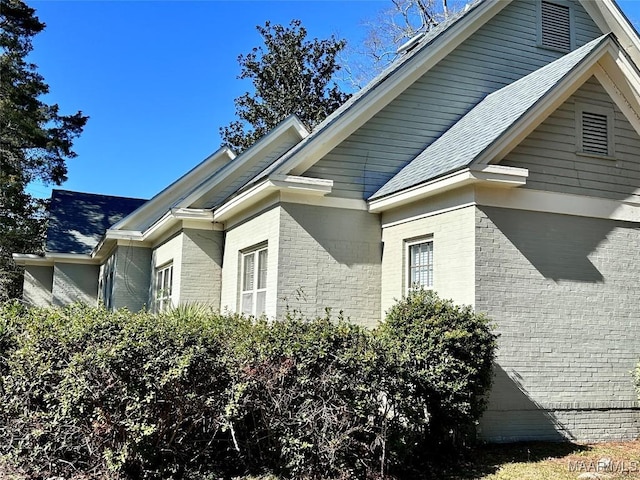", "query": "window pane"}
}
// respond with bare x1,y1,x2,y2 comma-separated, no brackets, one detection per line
243,254,254,291
256,291,266,316
258,249,268,289
241,292,254,315
409,241,433,289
